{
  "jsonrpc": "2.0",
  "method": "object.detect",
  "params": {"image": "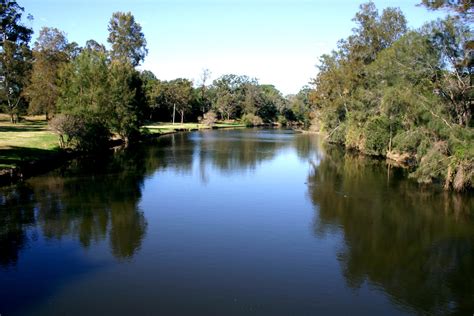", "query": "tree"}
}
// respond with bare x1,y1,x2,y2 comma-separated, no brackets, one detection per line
425,17,473,127
196,68,211,114
419,0,473,21
0,0,33,123
107,61,146,141
85,39,106,54
211,74,256,120
139,70,159,120
107,12,147,67
55,50,110,149
26,27,69,119
164,78,193,124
